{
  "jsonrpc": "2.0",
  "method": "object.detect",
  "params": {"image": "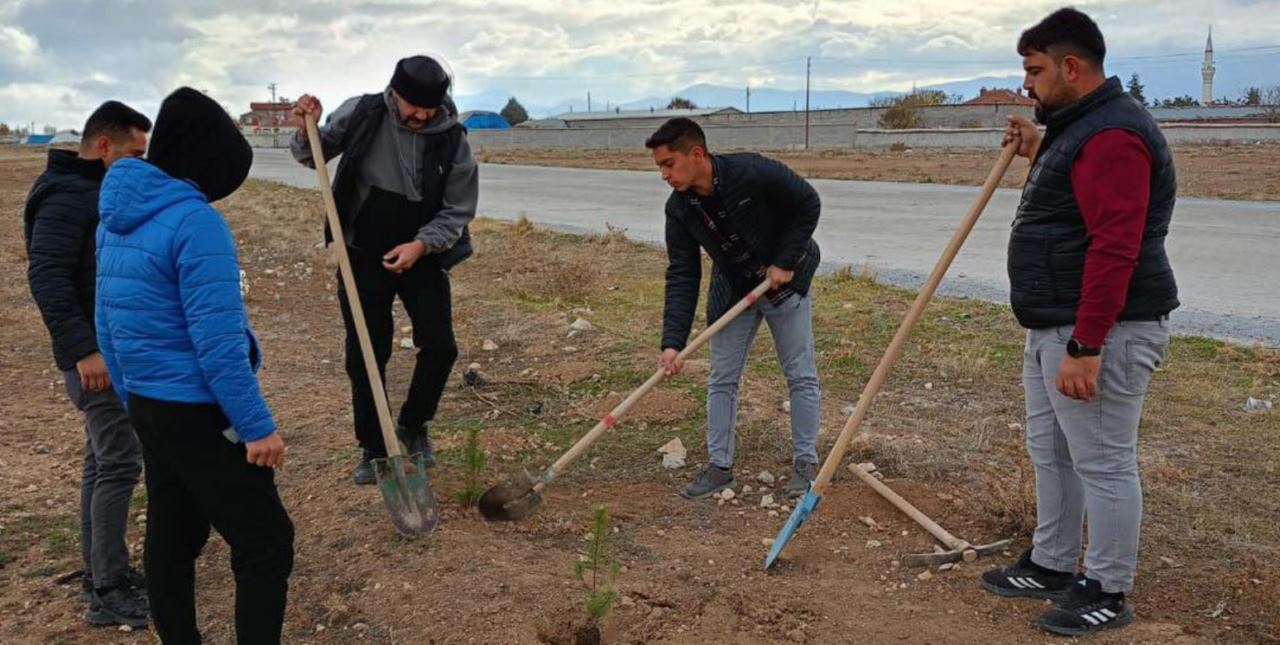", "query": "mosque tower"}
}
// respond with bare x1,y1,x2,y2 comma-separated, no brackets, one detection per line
1202,27,1215,105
